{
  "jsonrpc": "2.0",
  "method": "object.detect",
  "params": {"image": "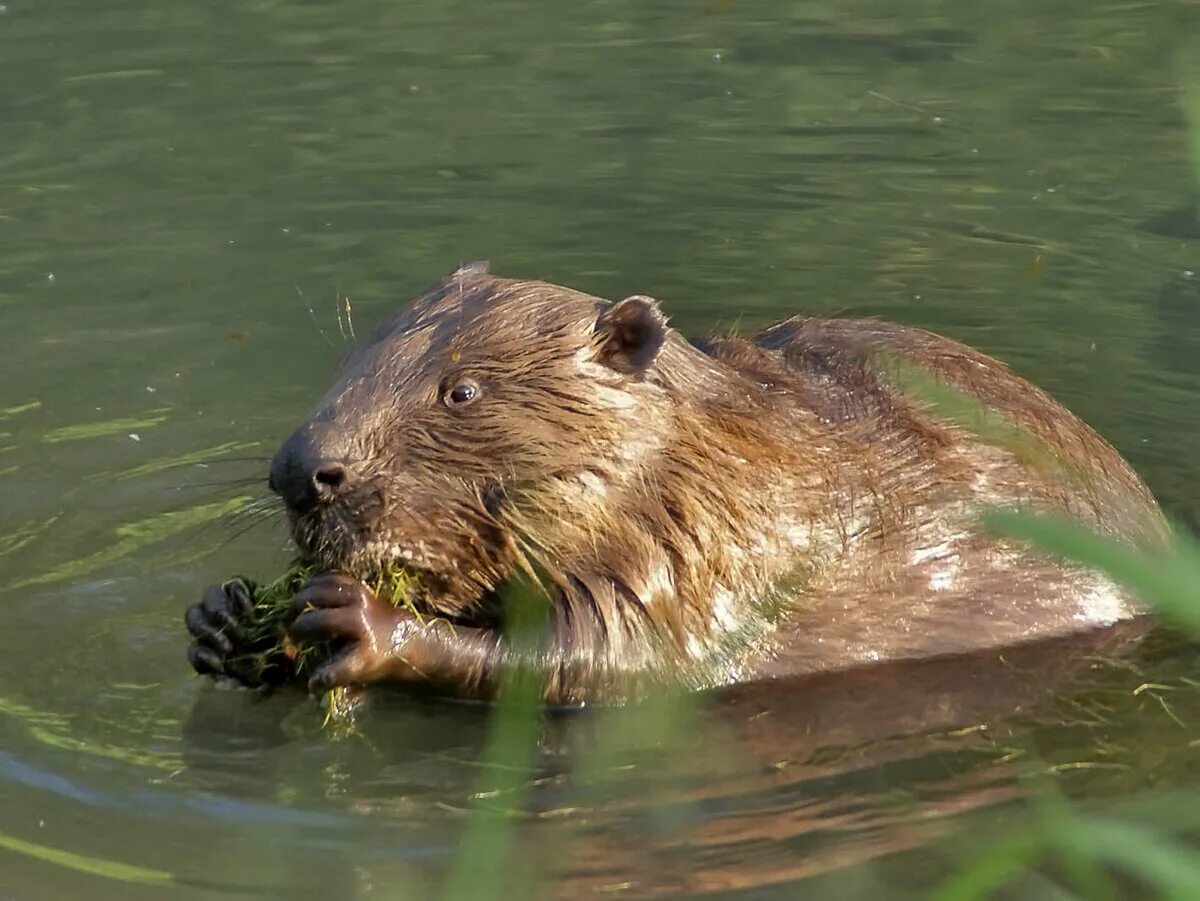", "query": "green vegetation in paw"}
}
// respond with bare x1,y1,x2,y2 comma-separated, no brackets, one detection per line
222,561,423,686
